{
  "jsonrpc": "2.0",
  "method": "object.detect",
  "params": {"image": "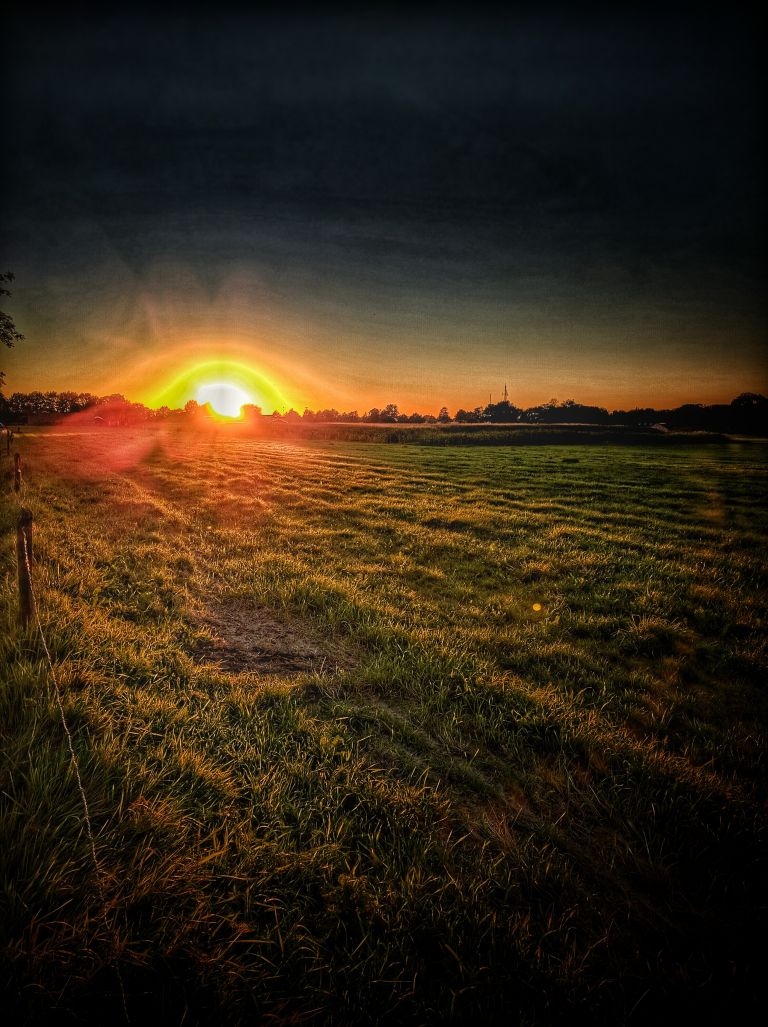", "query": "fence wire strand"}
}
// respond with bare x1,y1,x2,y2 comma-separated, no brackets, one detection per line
9,430,130,1023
